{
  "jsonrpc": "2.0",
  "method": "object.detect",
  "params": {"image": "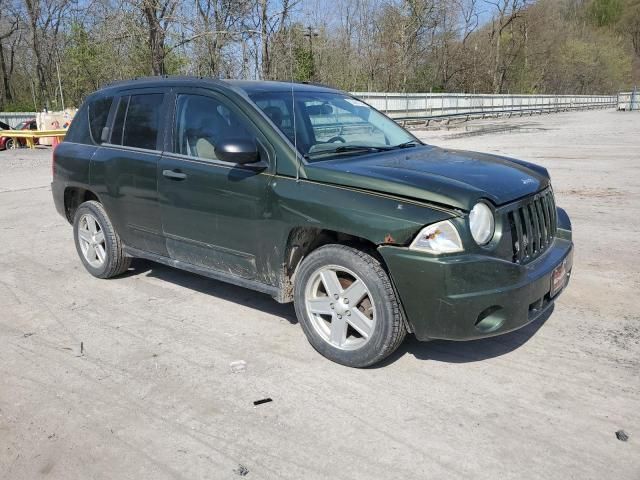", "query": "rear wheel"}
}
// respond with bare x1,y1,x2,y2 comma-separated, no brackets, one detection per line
294,244,406,367
73,201,130,279
5,138,14,150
